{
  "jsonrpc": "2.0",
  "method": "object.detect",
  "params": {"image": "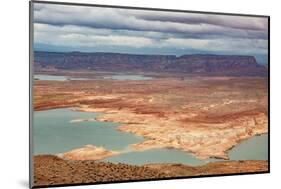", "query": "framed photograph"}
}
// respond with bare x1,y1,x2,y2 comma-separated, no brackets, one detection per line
29,1,269,188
